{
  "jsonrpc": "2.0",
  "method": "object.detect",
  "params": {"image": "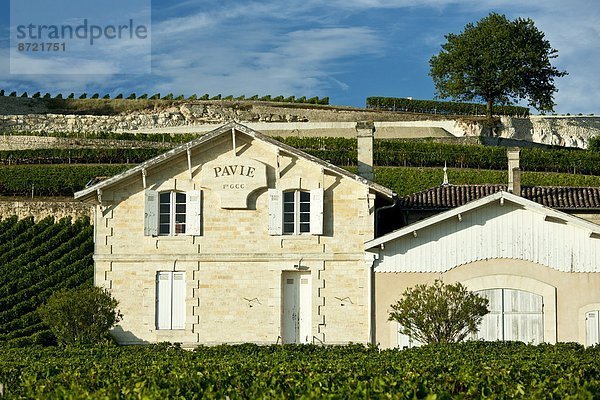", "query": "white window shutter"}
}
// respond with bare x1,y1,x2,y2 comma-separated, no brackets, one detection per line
156,272,172,329
171,272,186,329
268,189,283,235
310,188,324,235
186,190,202,236
144,189,159,236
